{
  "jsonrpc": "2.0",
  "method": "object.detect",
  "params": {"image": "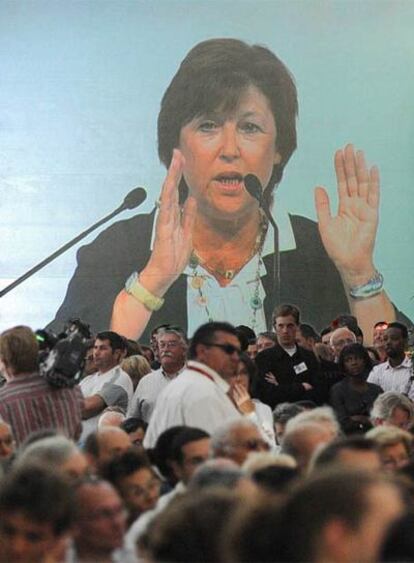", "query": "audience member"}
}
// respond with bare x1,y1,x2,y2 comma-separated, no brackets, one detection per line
329,343,382,434
370,391,414,430
272,402,305,445
98,406,126,428
83,426,131,473
120,417,147,447
102,449,161,528
366,426,412,471
296,323,320,352
80,331,133,440
0,465,74,563
17,435,89,481
329,326,356,362
368,322,413,398
0,326,83,447
255,331,277,353
128,327,187,423
311,436,381,472
72,476,129,562
210,419,270,465
144,322,242,448
0,418,15,464
256,304,320,408
121,354,152,390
